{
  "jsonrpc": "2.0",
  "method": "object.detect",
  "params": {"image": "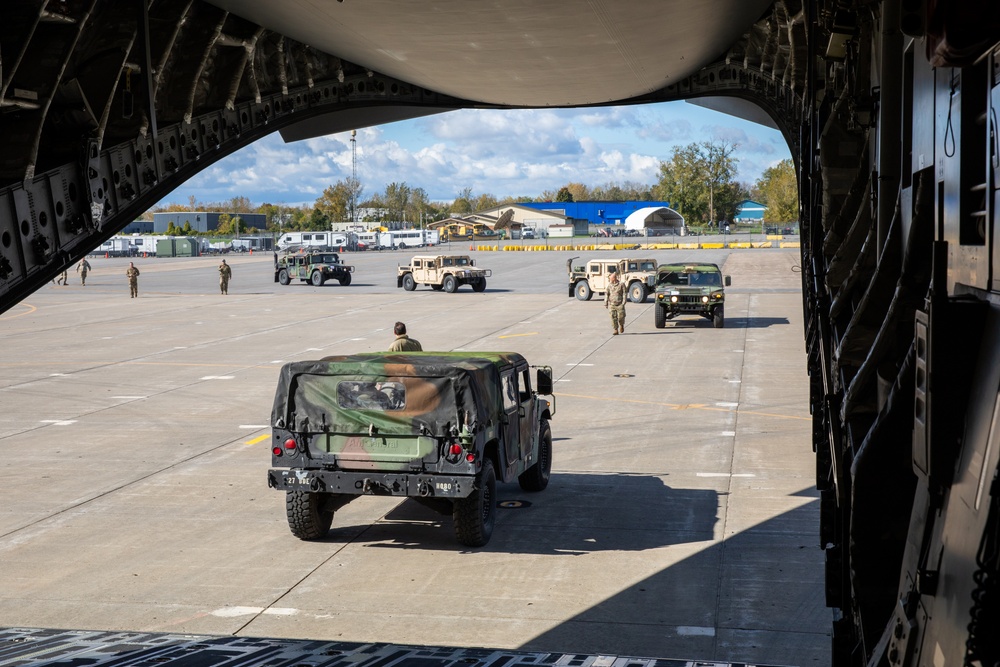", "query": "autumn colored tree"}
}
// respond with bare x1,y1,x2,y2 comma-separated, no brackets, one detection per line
754,159,799,222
